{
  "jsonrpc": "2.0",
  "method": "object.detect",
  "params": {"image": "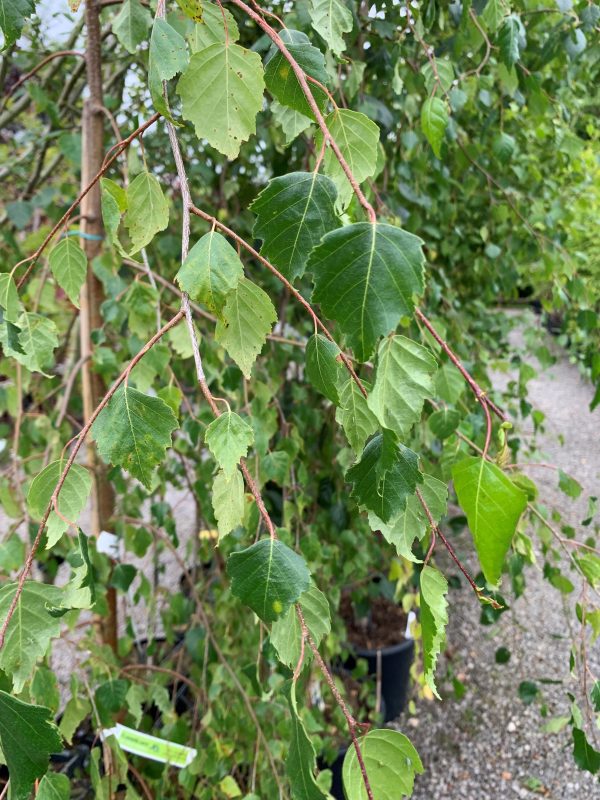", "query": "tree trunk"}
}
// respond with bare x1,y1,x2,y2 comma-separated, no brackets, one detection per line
80,0,117,651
